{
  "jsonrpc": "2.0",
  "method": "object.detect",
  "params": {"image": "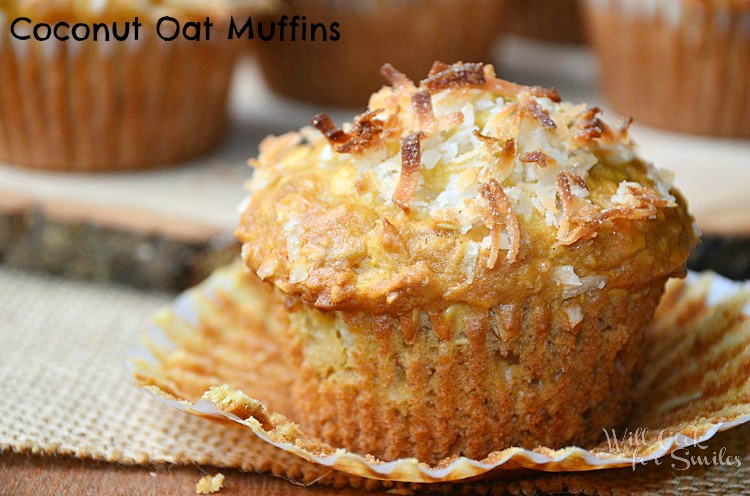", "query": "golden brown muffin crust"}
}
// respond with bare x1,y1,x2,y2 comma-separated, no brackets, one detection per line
237,62,698,315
